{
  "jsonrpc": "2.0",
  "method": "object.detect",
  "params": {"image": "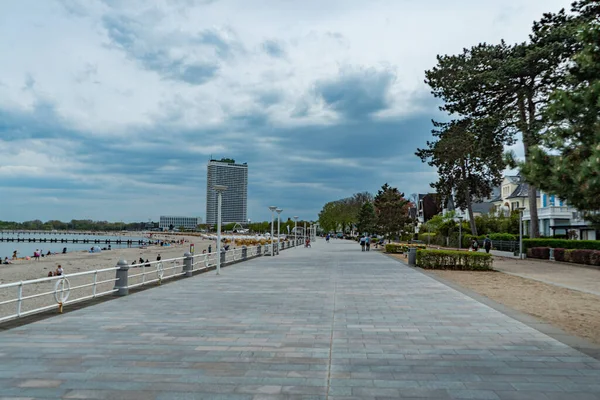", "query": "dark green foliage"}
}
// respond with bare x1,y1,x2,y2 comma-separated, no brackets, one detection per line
416,119,506,236
374,184,411,240
356,201,377,235
522,5,600,225
318,192,374,233
416,249,493,270
523,239,600,250
385,243,426,254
